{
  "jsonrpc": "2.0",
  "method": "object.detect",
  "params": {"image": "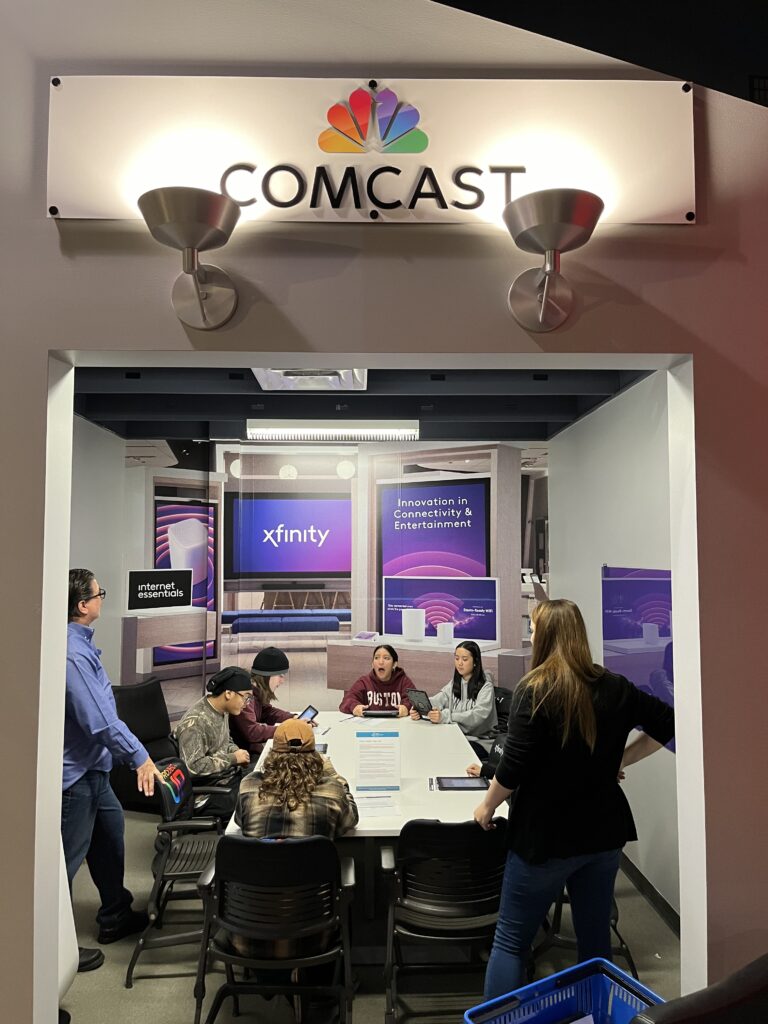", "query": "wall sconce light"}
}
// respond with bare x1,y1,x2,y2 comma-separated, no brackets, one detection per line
138,186,241,330
503,188,604,333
